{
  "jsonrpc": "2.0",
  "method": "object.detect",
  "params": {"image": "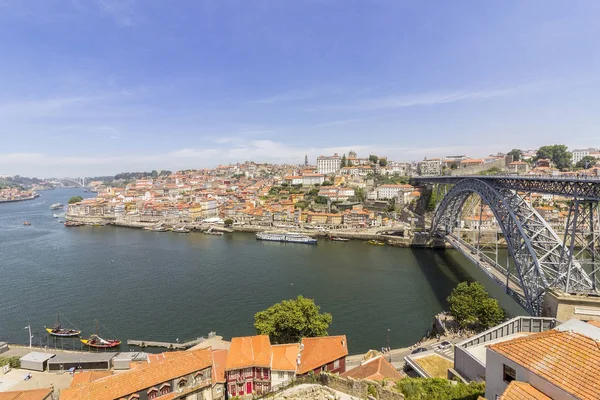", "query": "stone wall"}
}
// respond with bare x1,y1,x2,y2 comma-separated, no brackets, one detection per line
271,385,339,400
319,373,404,400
